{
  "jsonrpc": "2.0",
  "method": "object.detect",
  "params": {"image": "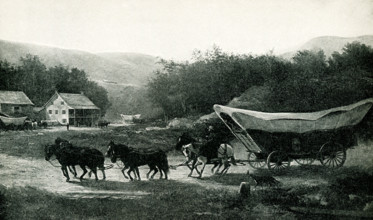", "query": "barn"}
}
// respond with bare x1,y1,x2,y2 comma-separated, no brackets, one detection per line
0,91,34,117
42,91,100,126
